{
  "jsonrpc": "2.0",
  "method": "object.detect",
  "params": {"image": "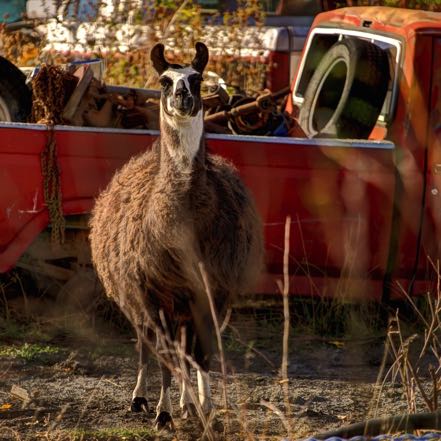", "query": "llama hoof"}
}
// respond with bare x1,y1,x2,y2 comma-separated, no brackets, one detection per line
155,411,174,430
181,403,197,419
131,397,149,413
